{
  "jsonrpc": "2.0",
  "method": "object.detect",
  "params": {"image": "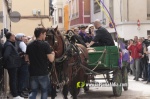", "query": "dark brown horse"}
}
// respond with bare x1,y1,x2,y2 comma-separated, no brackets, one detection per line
46,27,89,99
